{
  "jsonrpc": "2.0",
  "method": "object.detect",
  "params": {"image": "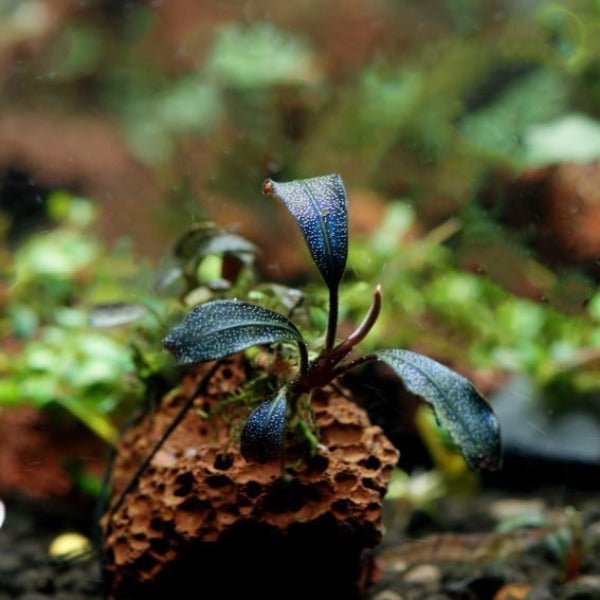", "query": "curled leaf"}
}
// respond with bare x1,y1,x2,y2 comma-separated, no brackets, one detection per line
198,233,257,261
154,226,257,294
264,174,348,290
376,349,502,471
241,387,288,462
173,222,220,260
163,300,306,366
175,223,256,263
